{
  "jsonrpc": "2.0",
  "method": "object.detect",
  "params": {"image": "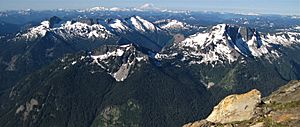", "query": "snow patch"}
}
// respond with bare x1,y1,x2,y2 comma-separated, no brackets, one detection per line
109,19,129,32
71,61,77,65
